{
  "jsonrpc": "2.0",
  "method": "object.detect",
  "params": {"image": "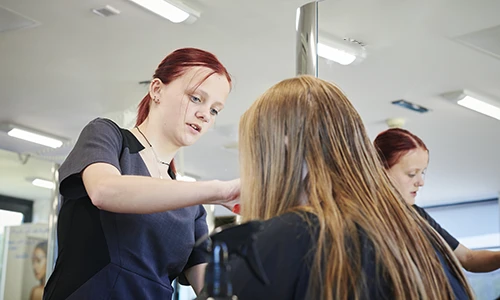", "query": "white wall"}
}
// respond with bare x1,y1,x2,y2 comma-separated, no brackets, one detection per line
32,199,51,225
423,198,500,249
